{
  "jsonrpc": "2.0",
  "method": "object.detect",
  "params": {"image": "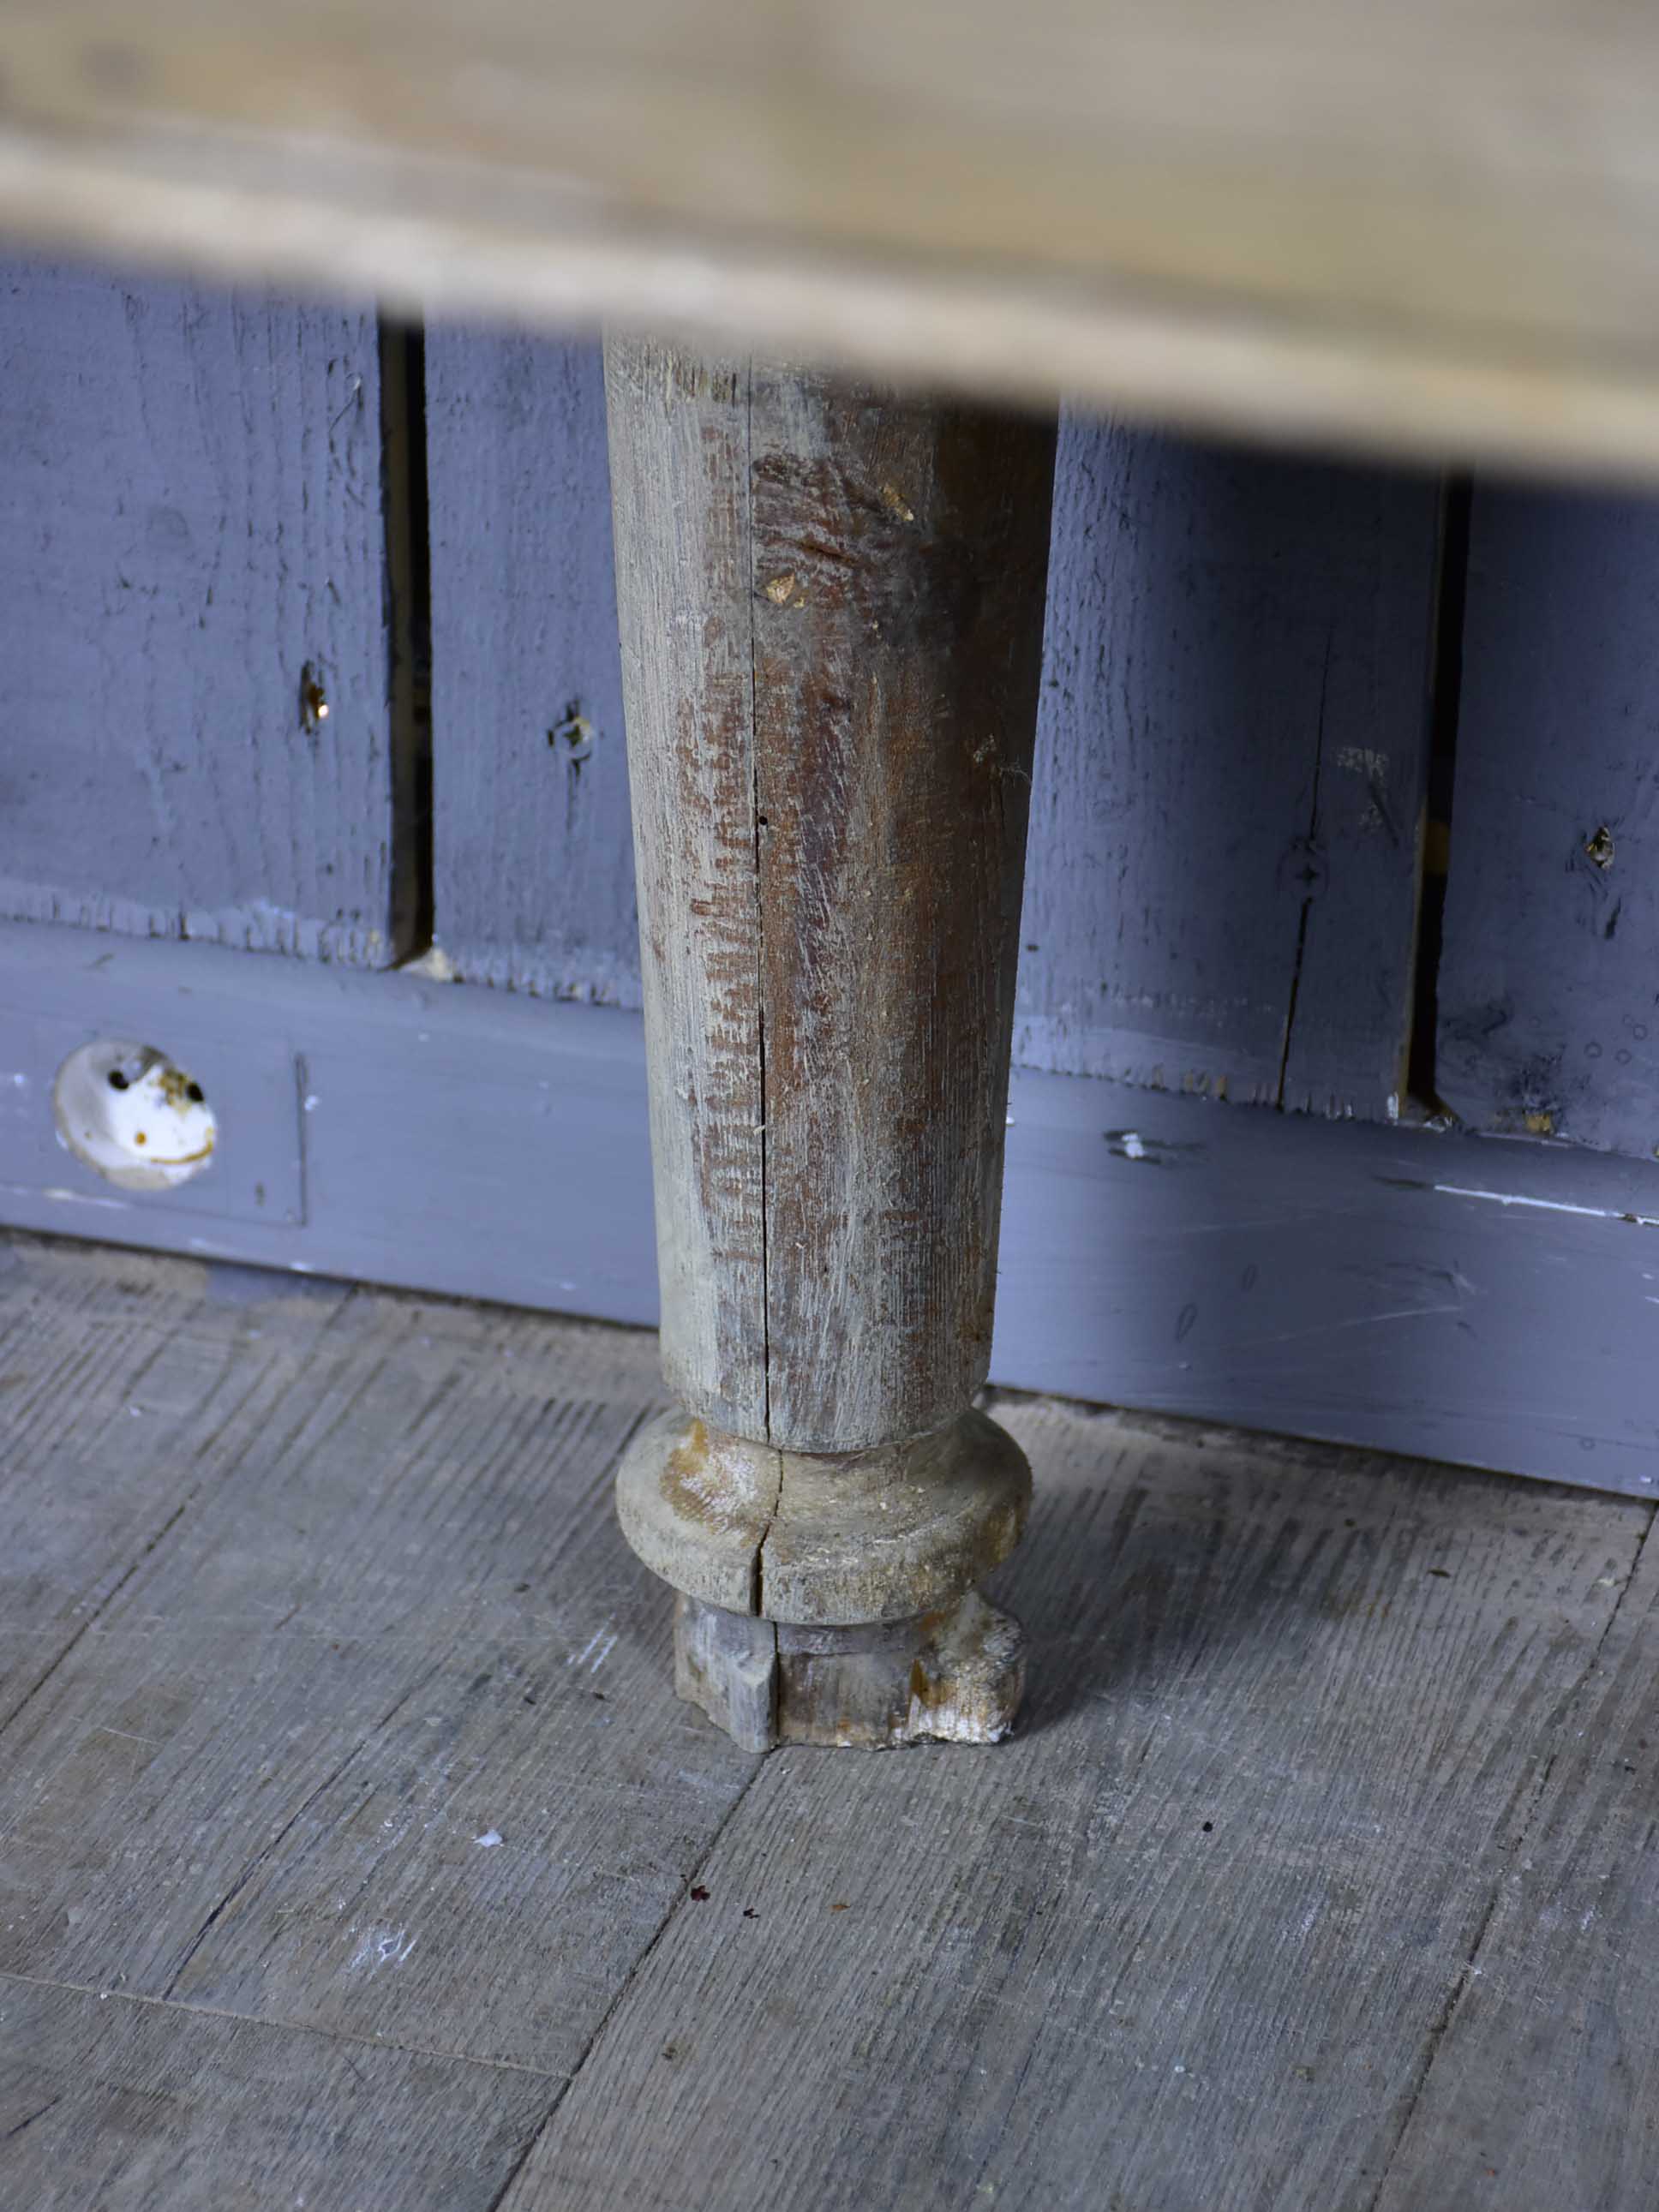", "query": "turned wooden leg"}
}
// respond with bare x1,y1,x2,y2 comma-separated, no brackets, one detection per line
604,339,1056,1749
